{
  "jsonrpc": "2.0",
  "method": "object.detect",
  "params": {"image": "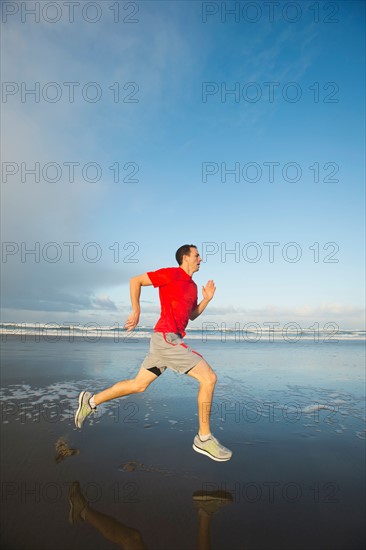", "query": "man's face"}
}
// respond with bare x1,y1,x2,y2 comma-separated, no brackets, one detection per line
185,247,201,272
